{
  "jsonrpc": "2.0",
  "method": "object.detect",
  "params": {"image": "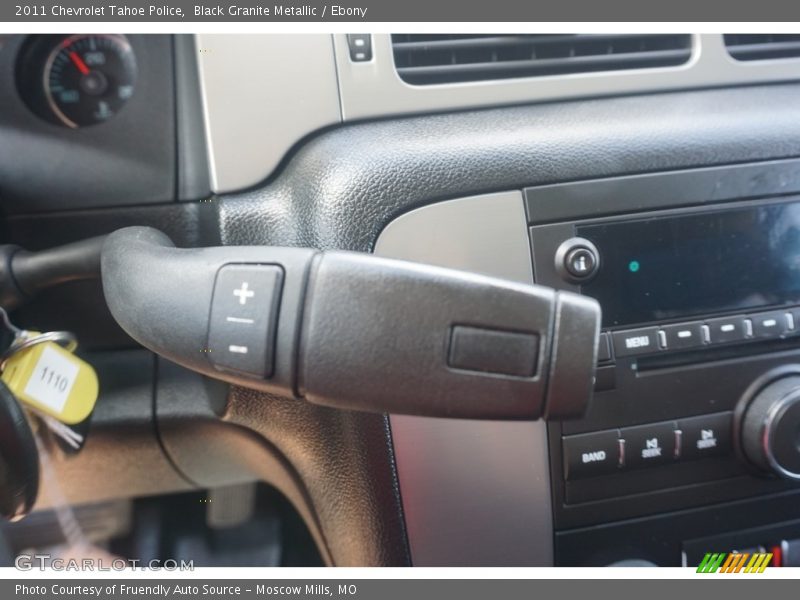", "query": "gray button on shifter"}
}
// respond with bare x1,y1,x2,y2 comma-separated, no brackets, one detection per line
207,264,283,378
